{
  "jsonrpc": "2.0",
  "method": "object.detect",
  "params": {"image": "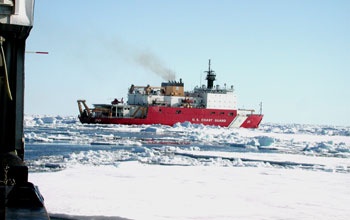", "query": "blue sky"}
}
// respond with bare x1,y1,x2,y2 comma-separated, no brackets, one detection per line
25,0,350,126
